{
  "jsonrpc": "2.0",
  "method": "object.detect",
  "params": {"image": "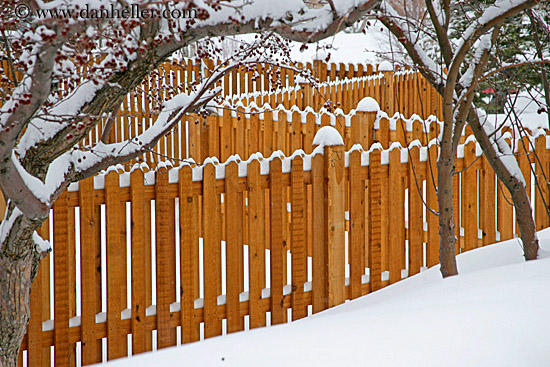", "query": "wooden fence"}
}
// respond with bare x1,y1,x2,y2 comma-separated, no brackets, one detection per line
14,126,550,366
184,103,446,165
224,67,441,117
78,62,441,169
1,58,442,170
96,90,444,171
